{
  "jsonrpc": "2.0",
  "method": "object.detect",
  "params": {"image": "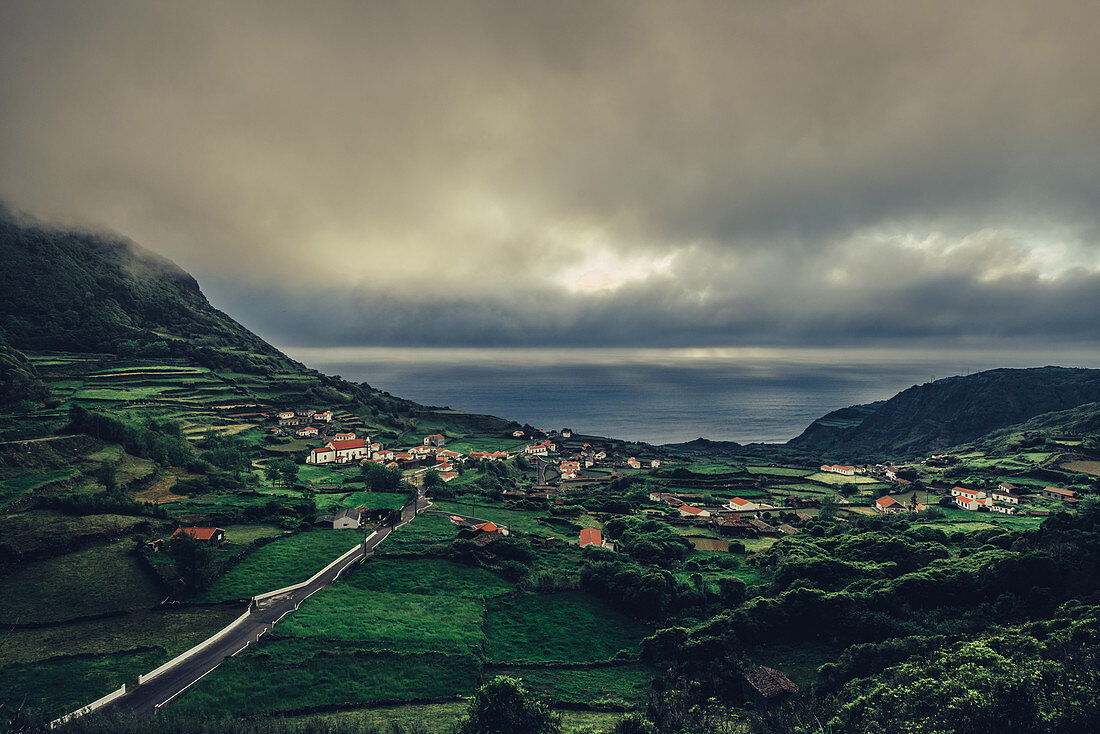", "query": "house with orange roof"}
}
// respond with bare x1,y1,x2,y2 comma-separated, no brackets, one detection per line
579,527,603,547
626,457,642,469
171,527,226,546
307,438,370,465
727,497,761,512
874,496,903,514
678,504,711,518
424,434,446,447
333,432,357,442
313,410,334,422
296,426,319,437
